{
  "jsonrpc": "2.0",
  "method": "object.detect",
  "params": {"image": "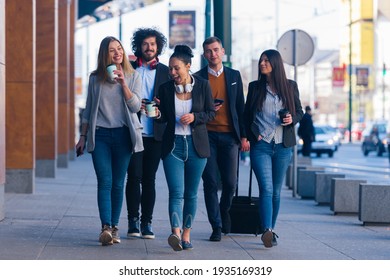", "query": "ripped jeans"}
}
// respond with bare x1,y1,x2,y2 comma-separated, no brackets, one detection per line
162,135,207,229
